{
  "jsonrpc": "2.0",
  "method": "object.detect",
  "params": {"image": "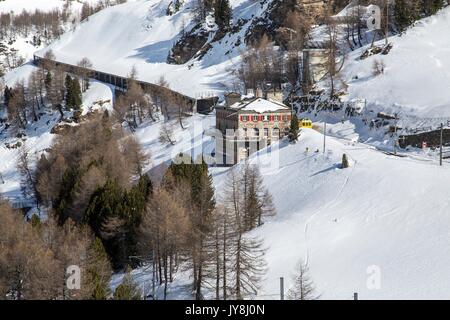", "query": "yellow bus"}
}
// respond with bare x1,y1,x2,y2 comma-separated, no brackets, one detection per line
299,118,313,129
